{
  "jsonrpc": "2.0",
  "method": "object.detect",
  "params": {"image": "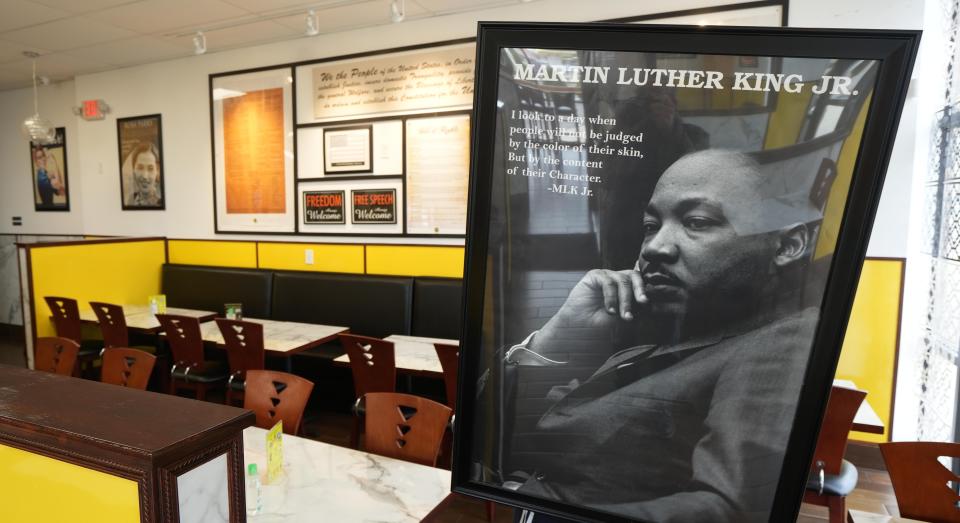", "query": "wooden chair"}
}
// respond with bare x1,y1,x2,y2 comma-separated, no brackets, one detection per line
215,319,265,407
100,348,156,390
339,333,397,448
803,385,867,523
157,314,227,400
34,336,79,376
880,441,960,522
434,343,459,410
243,370,314,435
44,296,100,376
363,392,452,467
90,301,157,355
